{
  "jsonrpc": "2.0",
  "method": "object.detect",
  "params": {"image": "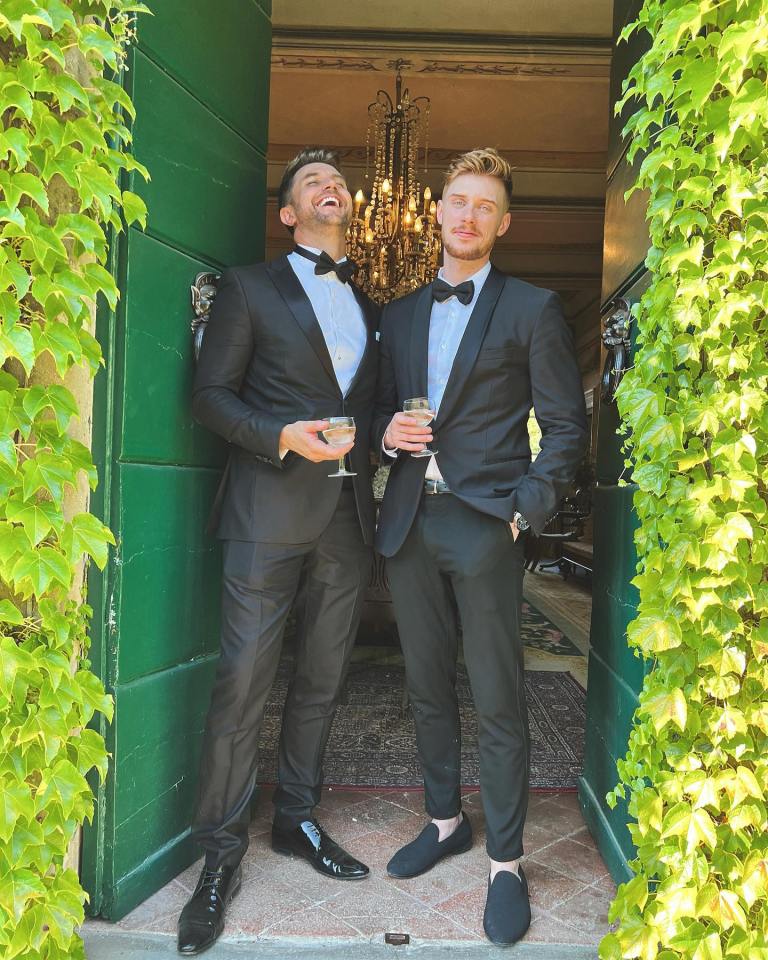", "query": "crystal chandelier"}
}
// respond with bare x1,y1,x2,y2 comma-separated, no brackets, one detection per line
347,65,441,304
